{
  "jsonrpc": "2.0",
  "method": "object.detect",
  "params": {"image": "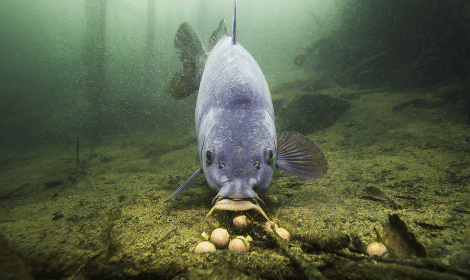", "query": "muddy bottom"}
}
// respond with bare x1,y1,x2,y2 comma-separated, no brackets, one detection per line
0,87,469,280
